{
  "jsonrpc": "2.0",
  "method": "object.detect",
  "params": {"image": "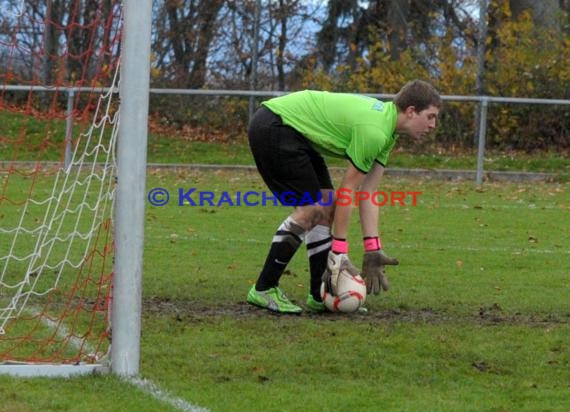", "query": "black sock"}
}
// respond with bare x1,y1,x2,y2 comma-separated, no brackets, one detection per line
256,217,305,291
306,225,331,301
